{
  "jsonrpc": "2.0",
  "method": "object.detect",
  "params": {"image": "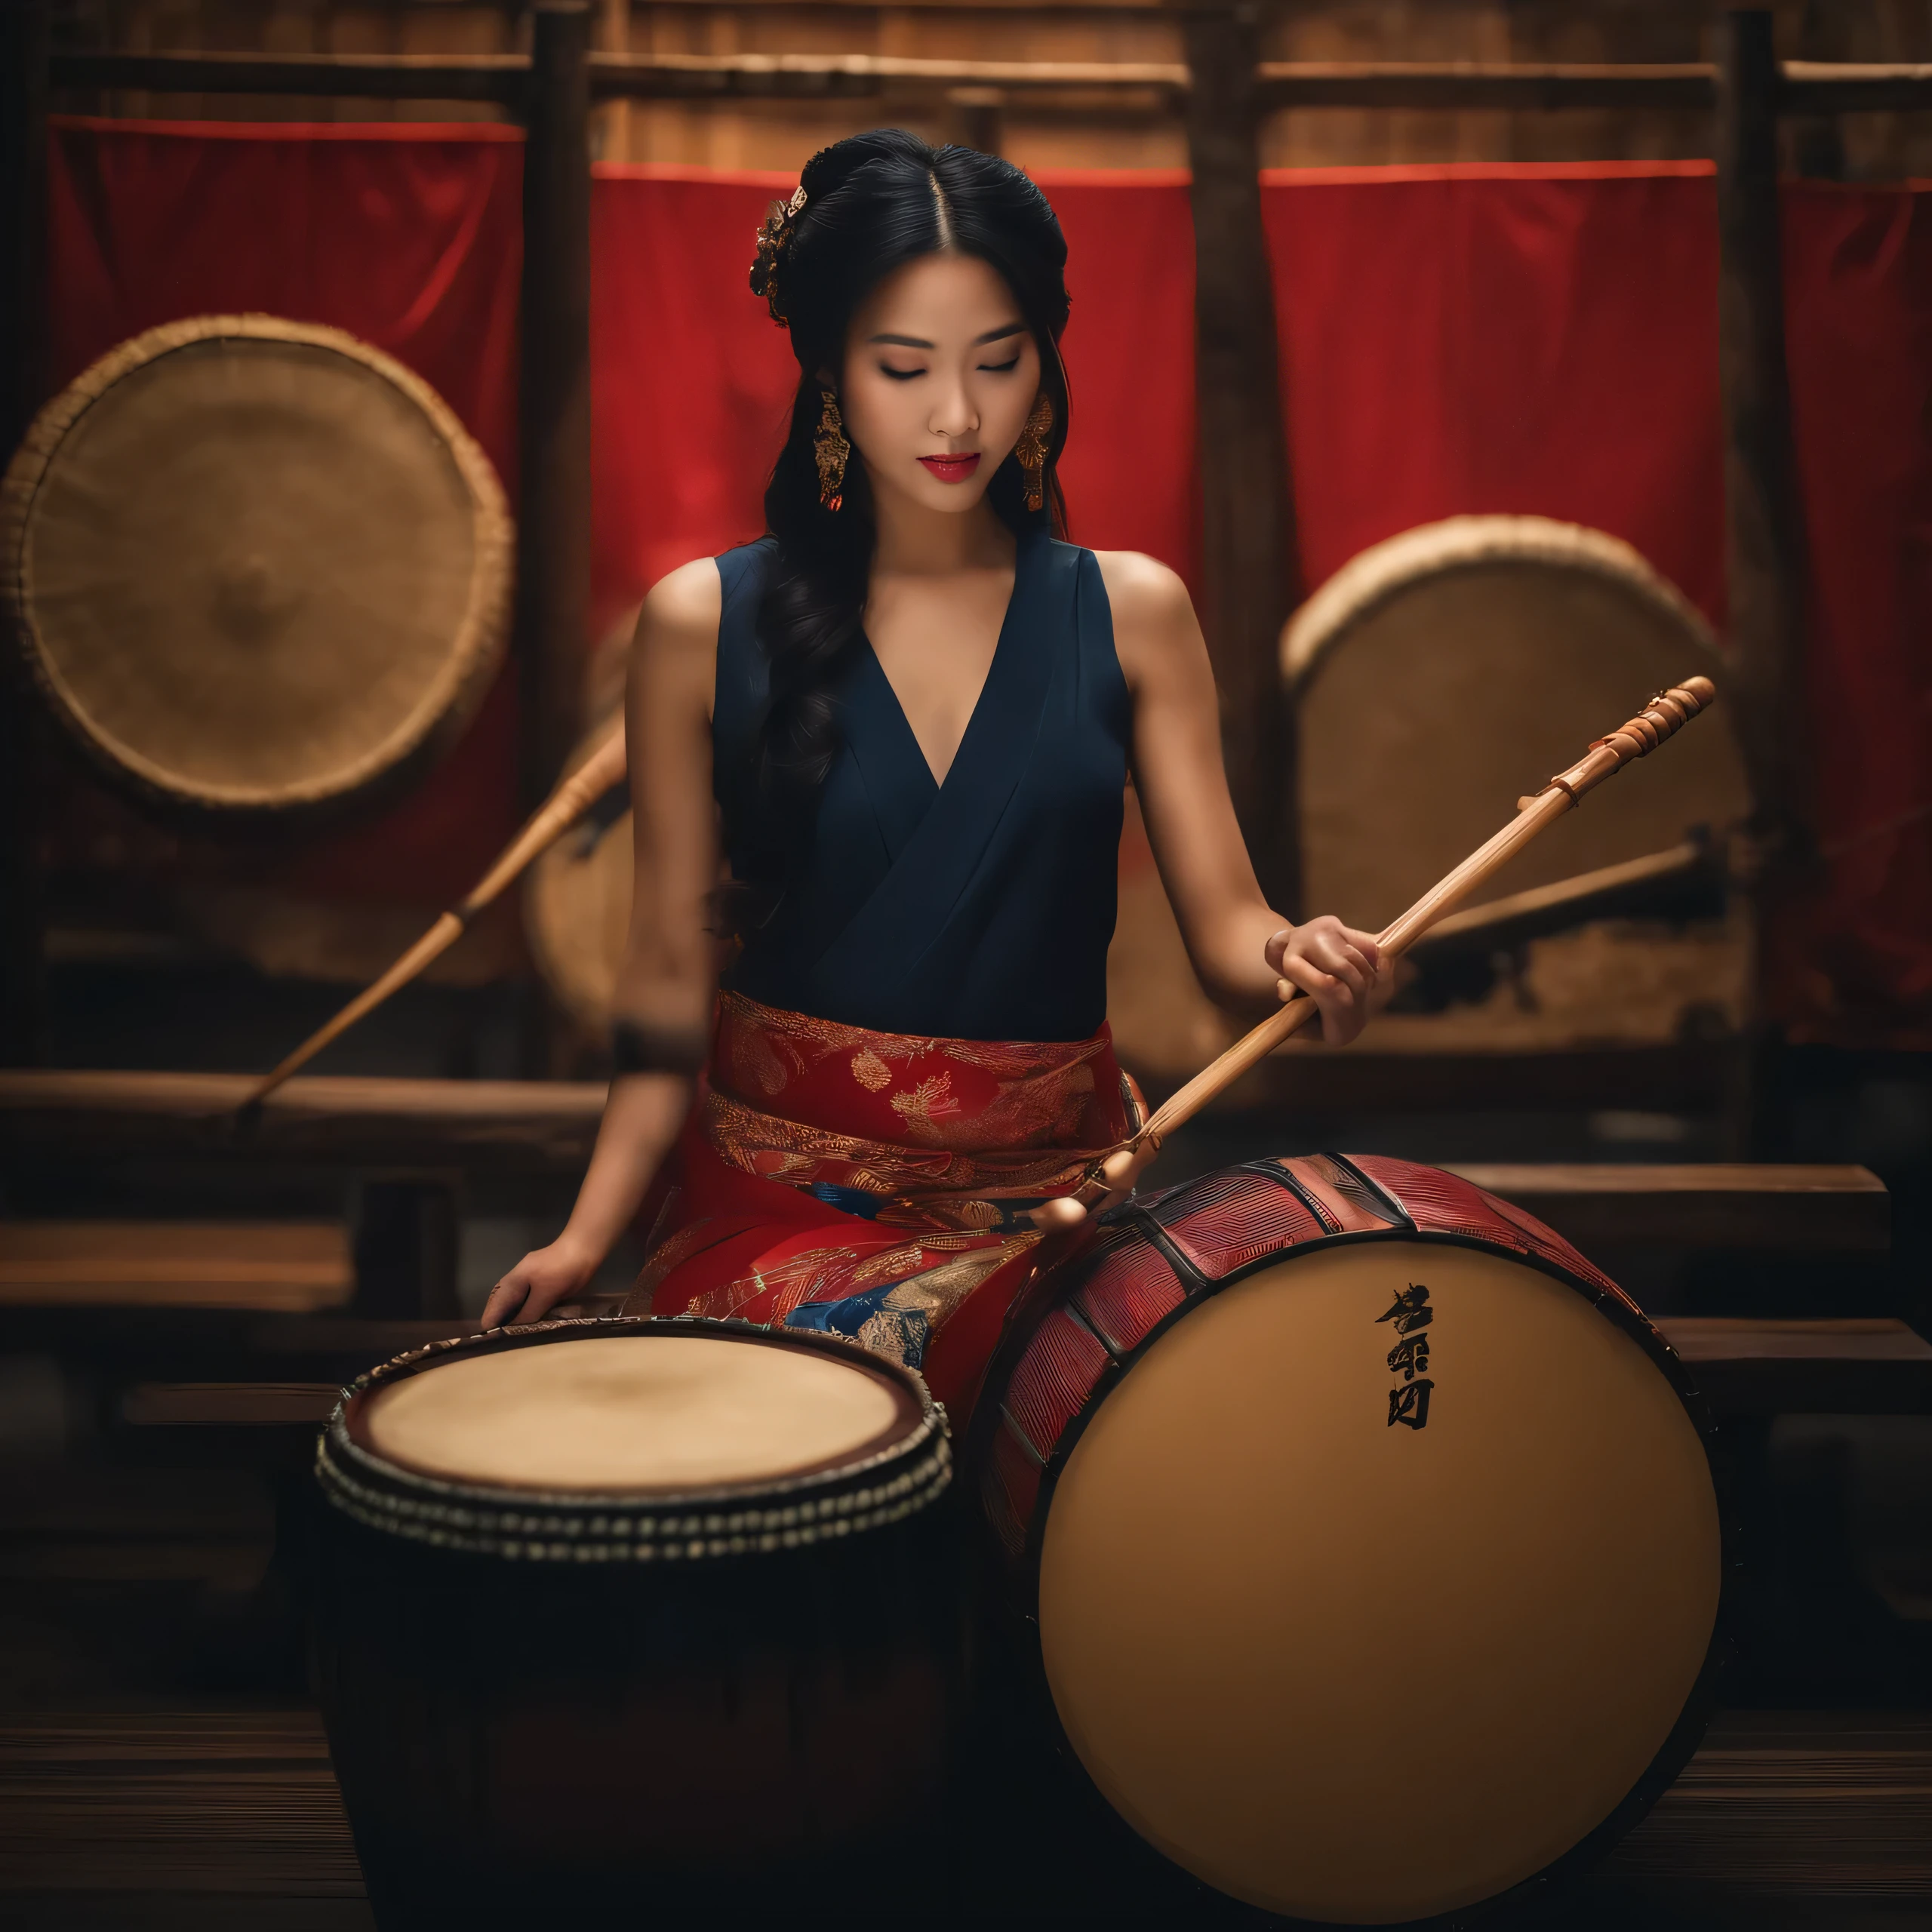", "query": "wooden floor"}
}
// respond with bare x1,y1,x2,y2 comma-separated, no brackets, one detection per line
0,1708,1926,1929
